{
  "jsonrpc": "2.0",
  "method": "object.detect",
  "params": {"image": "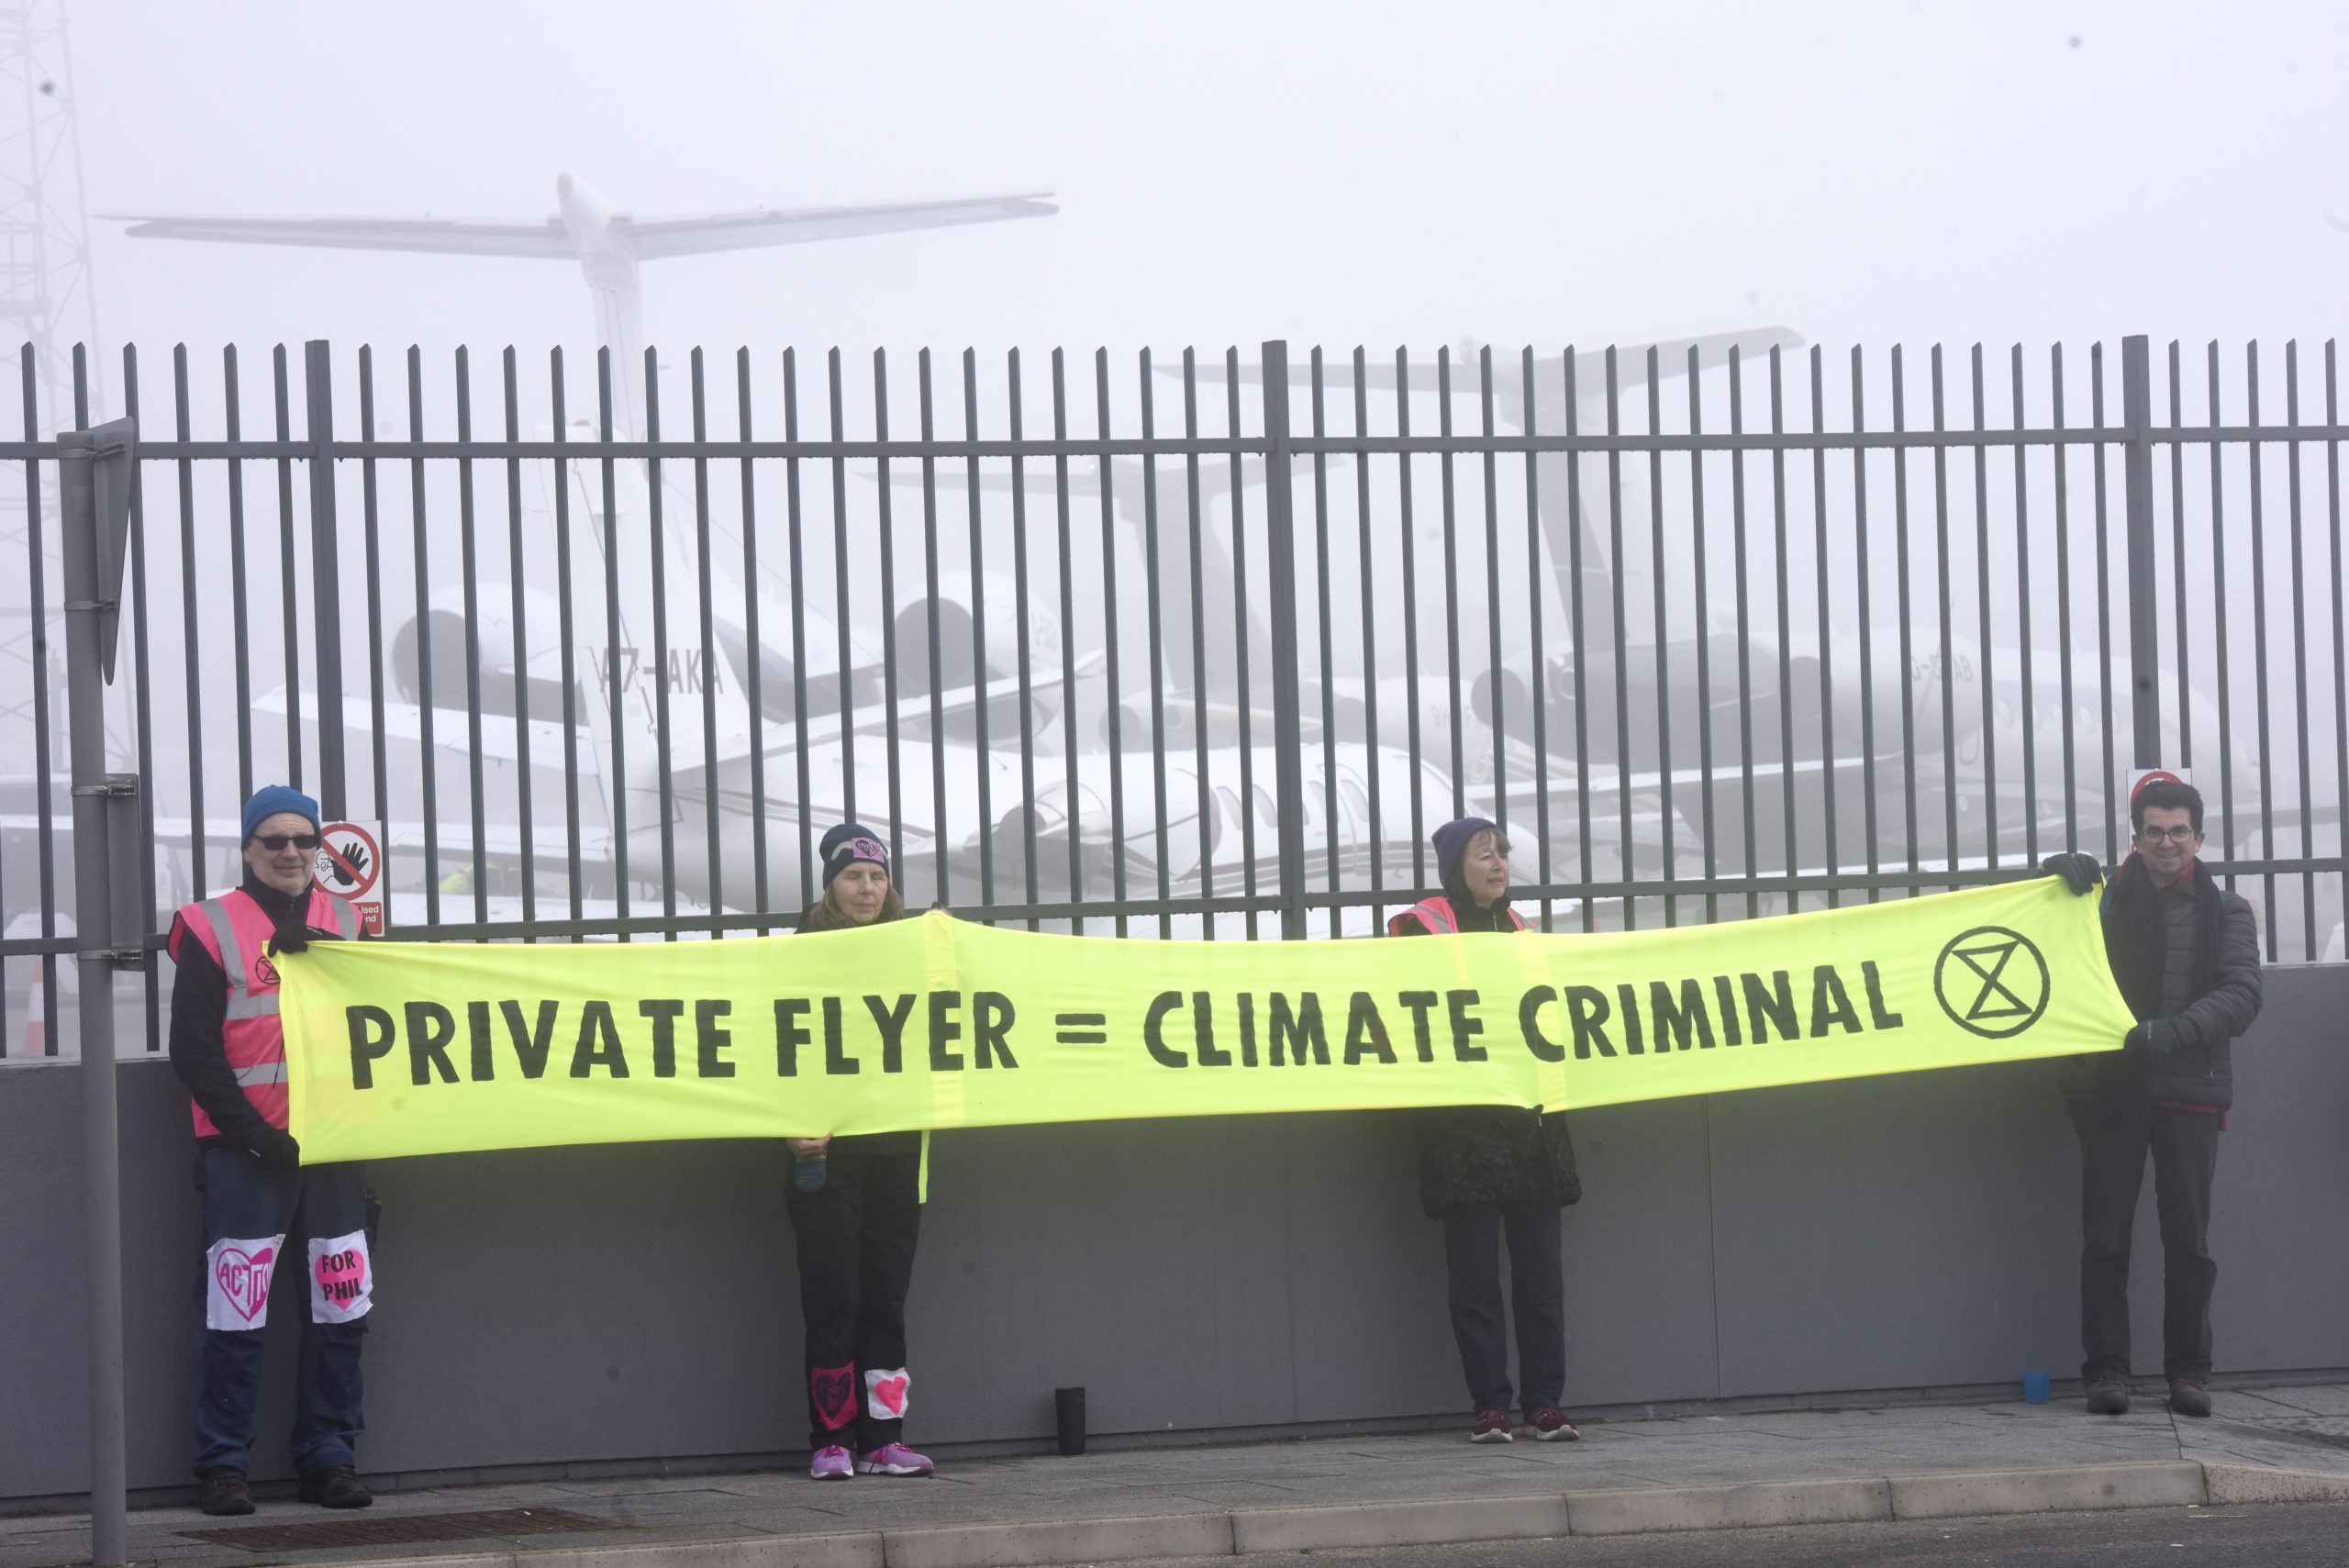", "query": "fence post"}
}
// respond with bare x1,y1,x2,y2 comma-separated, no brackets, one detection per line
2120,335,2163,770
305,339,346,817
58,412,138,1568
1259,341,1309,940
